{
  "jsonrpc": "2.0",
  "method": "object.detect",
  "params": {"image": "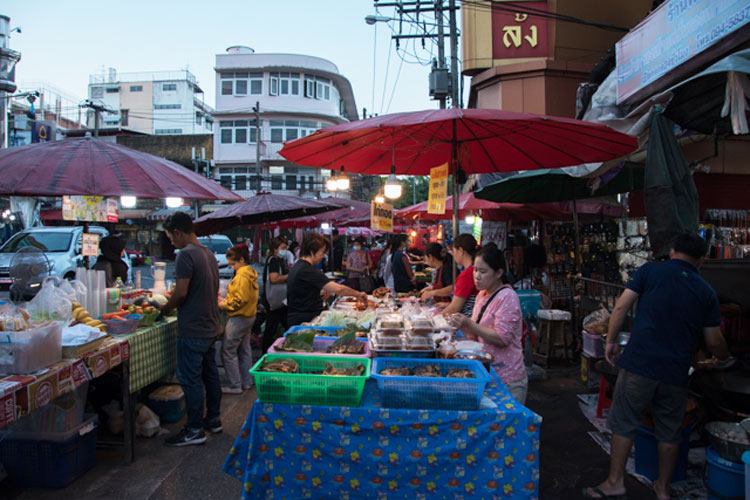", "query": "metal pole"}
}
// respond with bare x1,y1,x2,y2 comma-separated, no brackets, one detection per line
94,109,100,138
448,0,459,108
0,91,6,148
573,193,582,275
436,0,446,110
451,119,459,284
254,101,261,194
